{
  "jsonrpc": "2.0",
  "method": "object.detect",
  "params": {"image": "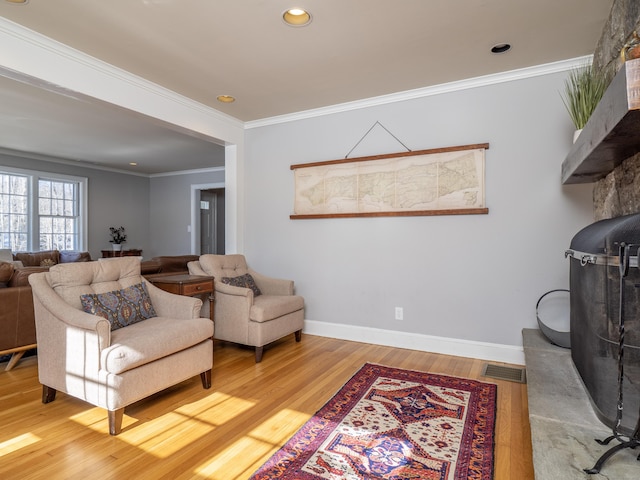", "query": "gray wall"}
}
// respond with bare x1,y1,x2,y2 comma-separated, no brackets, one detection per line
149,169,225,257
0,152,150,260
244,70,594,348
1,154,226,260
